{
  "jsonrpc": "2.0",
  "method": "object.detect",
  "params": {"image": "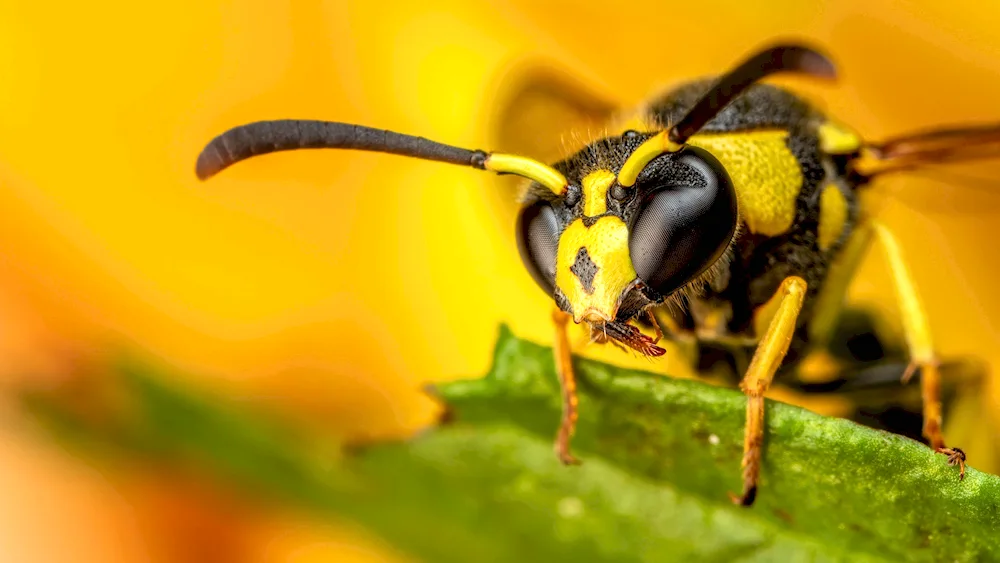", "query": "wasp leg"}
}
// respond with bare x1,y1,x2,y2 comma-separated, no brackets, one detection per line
872,223,965,479
645,309,664,344
552,309,581,465
651,307,688,338
808,217,876,349
805,221,966,479
733,276,808,506
651,308,700,366
791,357,985,451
